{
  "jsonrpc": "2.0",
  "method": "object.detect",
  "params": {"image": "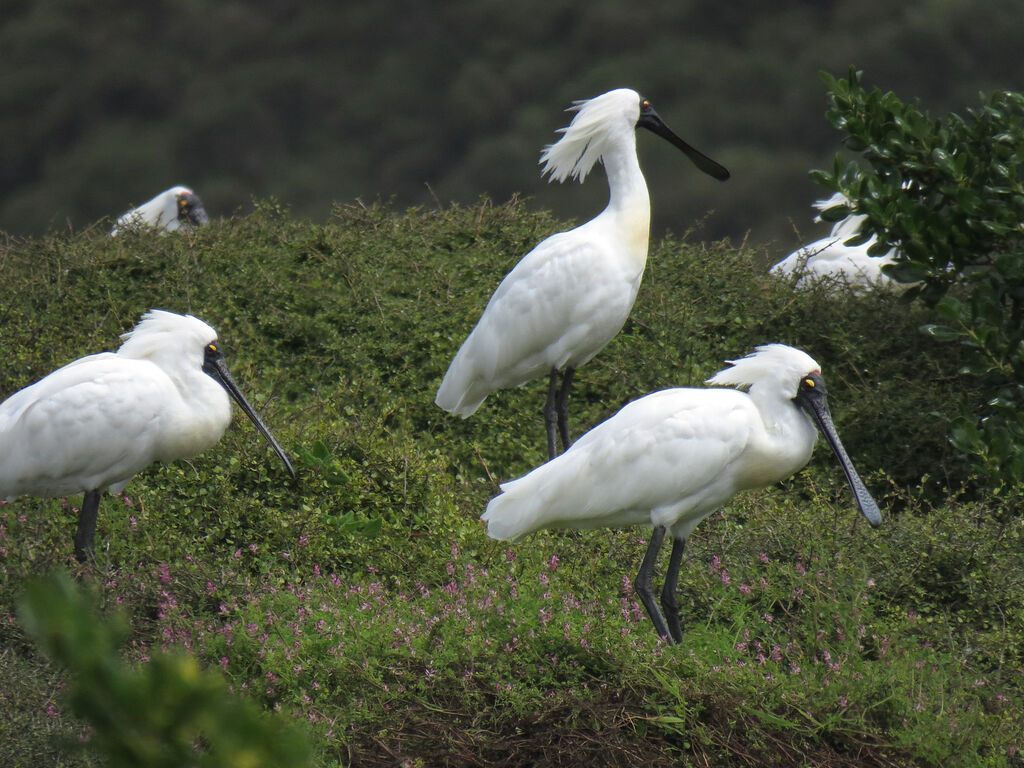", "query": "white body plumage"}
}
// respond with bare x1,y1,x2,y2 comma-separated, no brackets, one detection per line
771,192,899,291
1,311,233,500
482,344,824,542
